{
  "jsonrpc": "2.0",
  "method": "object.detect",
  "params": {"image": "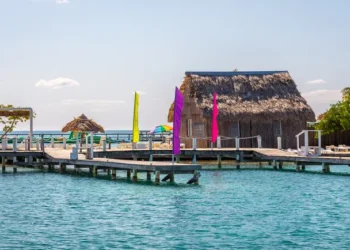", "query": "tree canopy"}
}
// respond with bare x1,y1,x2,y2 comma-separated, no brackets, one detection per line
315,88,350,134
0,105,33,139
